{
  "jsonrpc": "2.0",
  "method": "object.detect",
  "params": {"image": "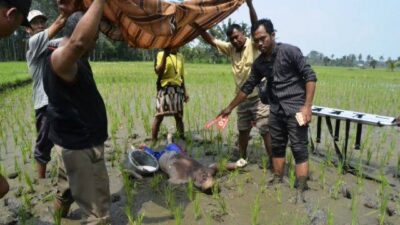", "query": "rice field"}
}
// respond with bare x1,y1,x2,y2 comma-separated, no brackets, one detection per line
0,61,399,225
